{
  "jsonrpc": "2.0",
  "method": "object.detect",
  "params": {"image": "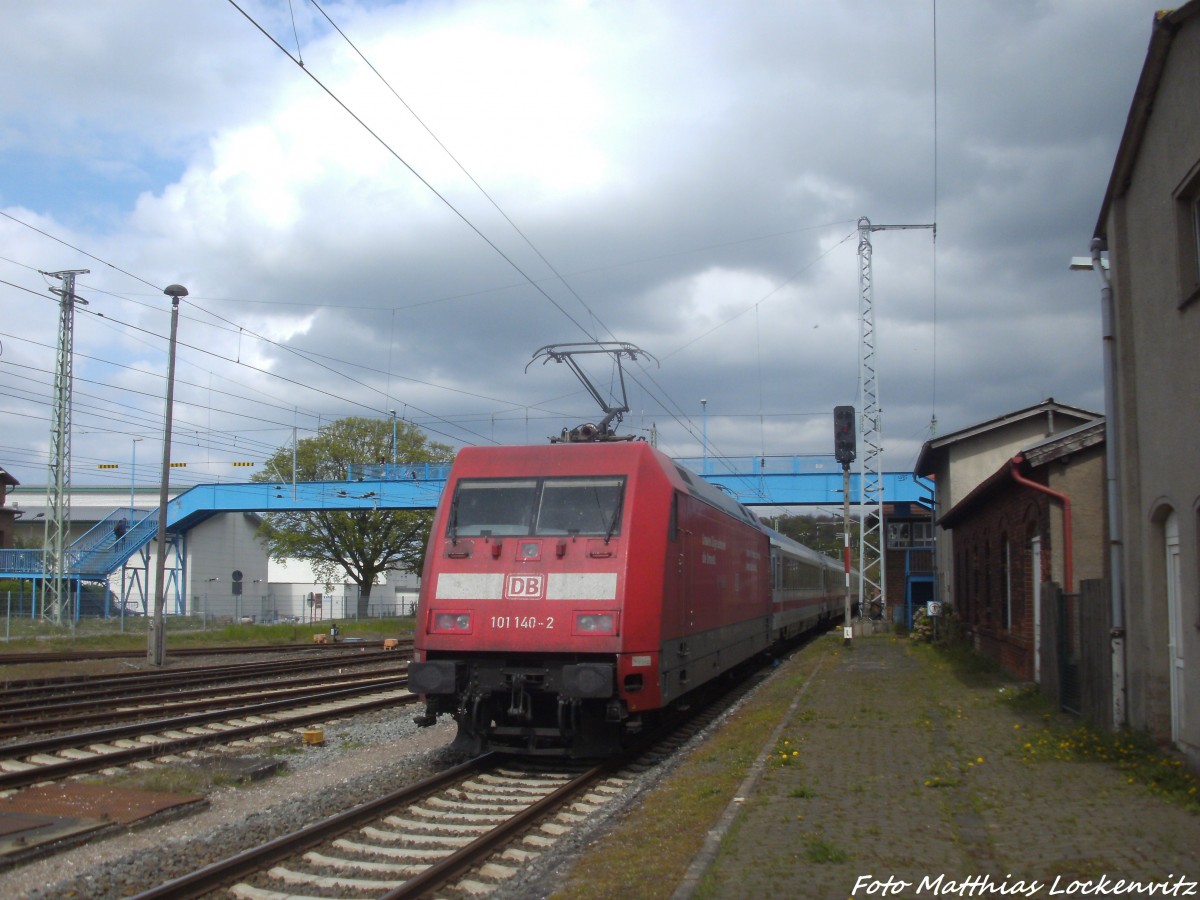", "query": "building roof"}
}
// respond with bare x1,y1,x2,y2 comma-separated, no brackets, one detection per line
939,419,1106,528
0,466,18,489
913,398,1101,477
1021,418,1106,468
1095,1,1200,239
6,505,132,523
